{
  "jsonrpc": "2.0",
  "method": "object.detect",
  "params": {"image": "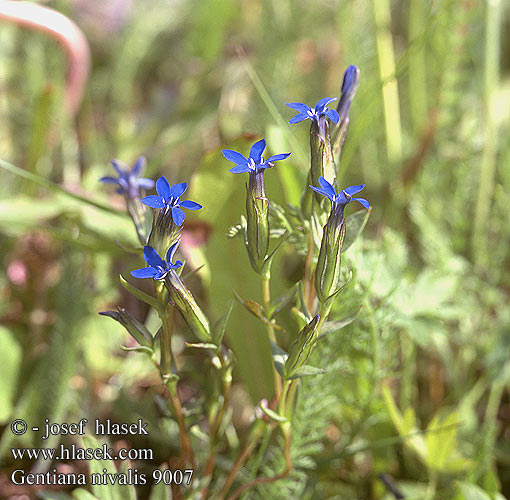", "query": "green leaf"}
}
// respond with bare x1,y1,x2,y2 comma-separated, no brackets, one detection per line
456,482,492,500
287,365,326,379
120,275,163,314
212,300,234,345
318,306,361,339
148,481,172,500
268,283,298,320
270,341,288,378
258,403,288,423
426,412,459,470
72,490,101,500
0,158,122,214
83,435,134,500
0,327,22,423
342,207,371,252
38,492,75,500
185,342,219,350
233,291,283,331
